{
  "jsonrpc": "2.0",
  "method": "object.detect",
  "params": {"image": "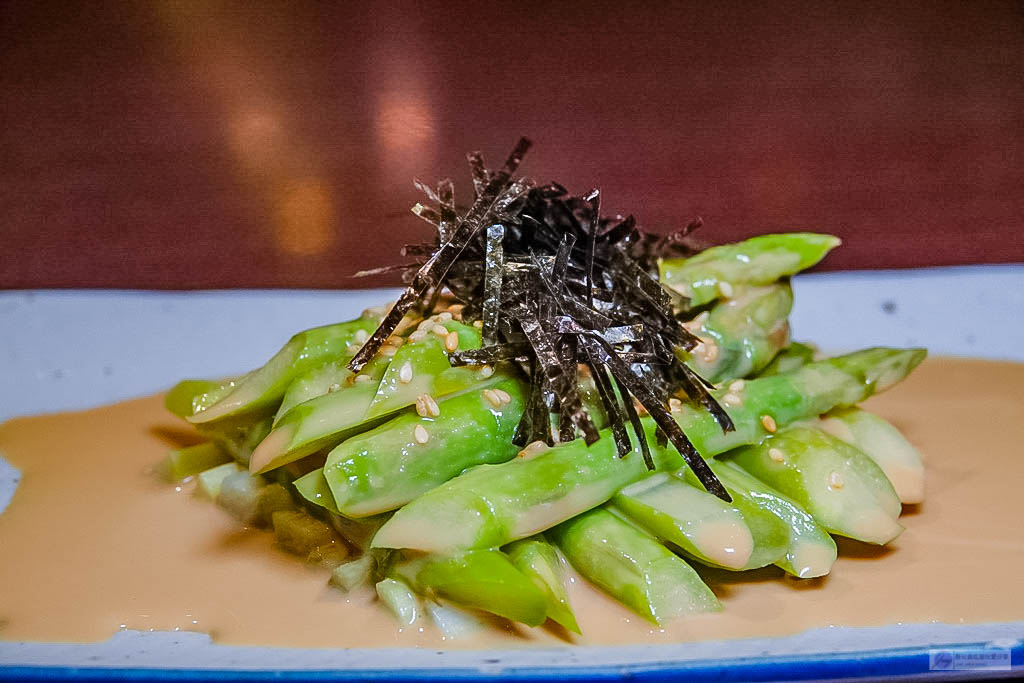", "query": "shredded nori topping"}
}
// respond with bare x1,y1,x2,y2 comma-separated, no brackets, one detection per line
349,138,733,500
